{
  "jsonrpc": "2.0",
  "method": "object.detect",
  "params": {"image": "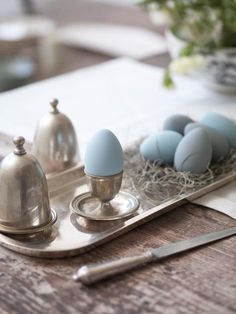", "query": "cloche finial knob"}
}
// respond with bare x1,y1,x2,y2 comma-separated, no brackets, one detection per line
50,98,59,114
13,136,26,155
